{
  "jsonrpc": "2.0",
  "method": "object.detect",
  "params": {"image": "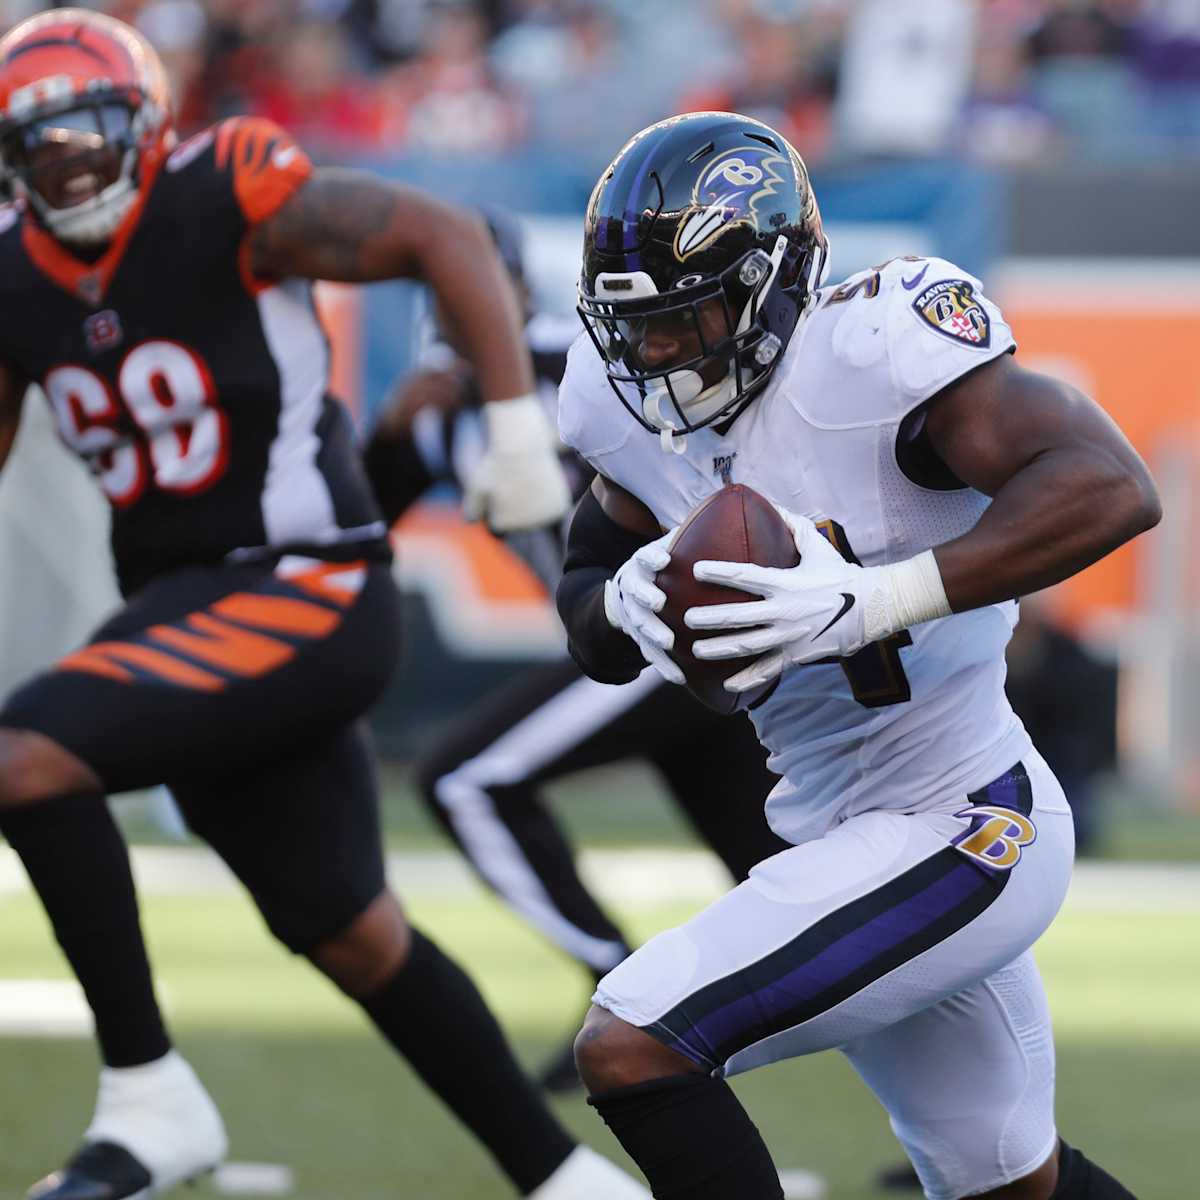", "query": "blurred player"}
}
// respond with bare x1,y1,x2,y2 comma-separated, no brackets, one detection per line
557,112,1156,1199
0,12,649,1199
364,207,788,1092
